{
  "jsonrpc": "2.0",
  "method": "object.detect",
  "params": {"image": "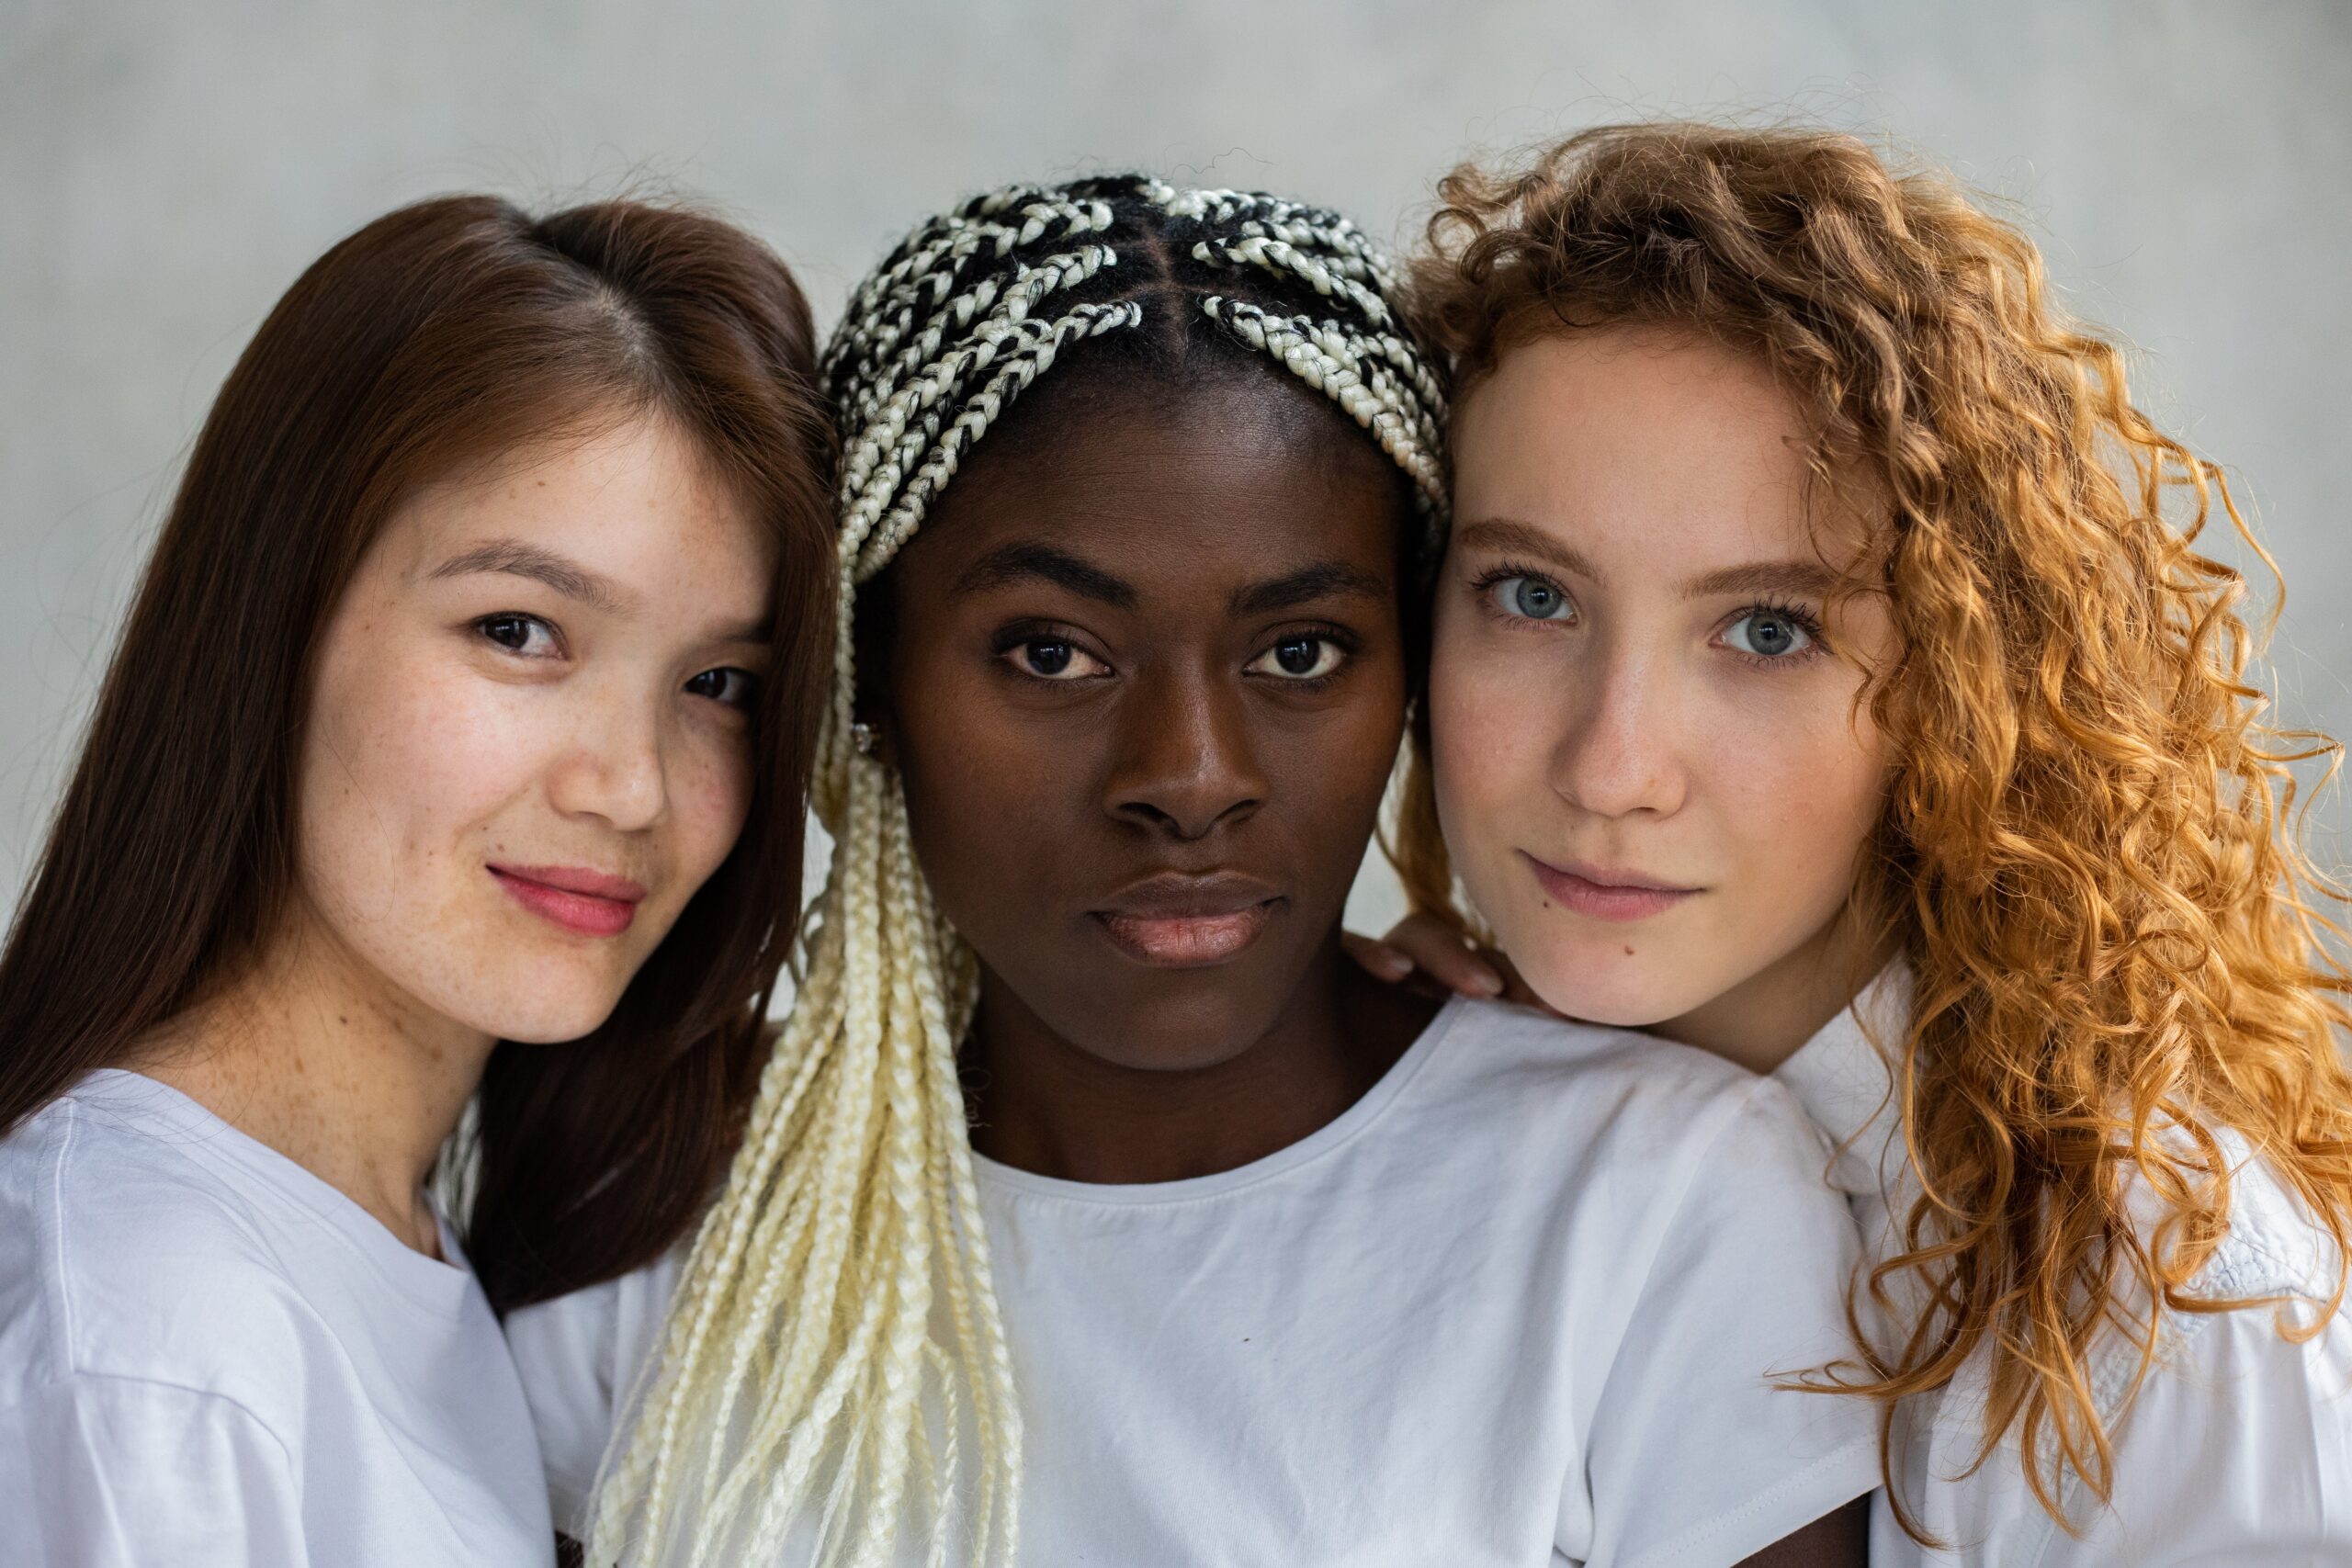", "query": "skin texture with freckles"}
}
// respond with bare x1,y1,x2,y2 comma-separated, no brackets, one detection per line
143,413,773,1250
875,369,1437,1186
1430,326,1896,1072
